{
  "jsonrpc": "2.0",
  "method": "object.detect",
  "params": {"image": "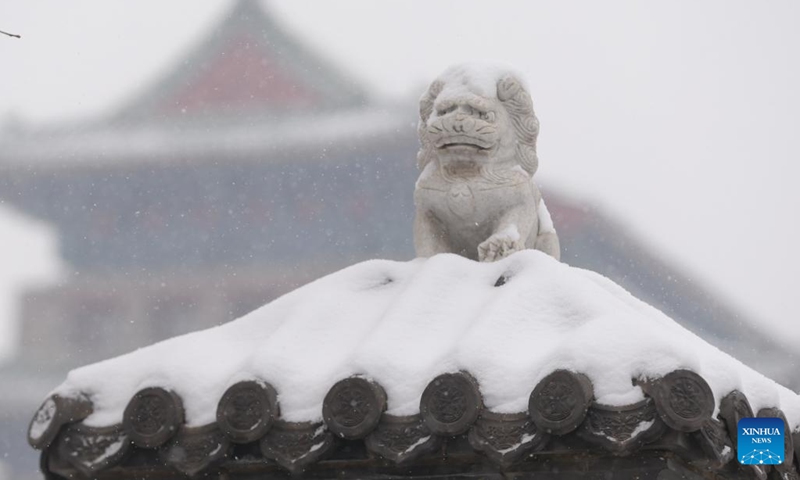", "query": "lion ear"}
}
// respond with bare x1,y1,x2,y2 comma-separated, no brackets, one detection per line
417,80,444,171
419,80,444,123
496,75,523,102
